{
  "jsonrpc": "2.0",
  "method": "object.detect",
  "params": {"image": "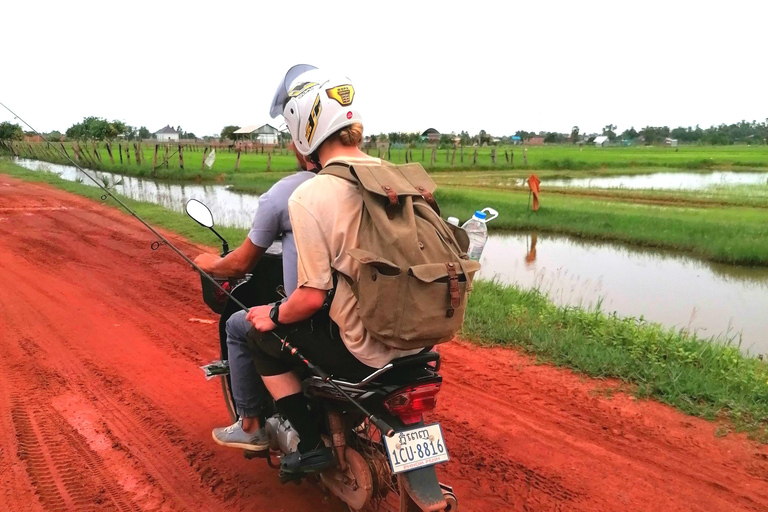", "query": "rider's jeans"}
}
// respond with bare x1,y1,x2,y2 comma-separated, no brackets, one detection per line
226,310,269,419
